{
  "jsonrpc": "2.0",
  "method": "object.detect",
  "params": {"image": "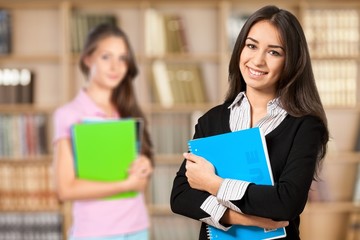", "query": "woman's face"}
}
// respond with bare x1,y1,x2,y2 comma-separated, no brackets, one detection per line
84,36,129,91
239,20,285,95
